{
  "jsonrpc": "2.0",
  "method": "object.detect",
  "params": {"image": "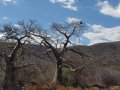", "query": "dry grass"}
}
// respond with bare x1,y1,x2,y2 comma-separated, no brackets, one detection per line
25,85,120,90
24,81,120,90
